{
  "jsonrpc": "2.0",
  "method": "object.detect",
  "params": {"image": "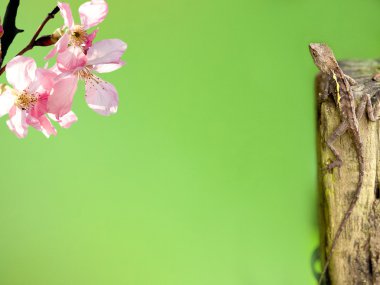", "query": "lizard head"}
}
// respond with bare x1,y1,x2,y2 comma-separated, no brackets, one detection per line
309,43,338,75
